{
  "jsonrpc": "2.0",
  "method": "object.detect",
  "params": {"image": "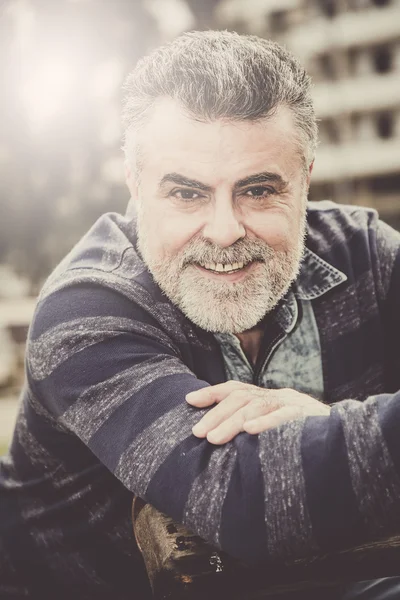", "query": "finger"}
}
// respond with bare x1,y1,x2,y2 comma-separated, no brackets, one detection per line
241,395,281,422
192,392,250,438
186,380,248,407
197,394,282,442
206,410,248,445
244,406,301,434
